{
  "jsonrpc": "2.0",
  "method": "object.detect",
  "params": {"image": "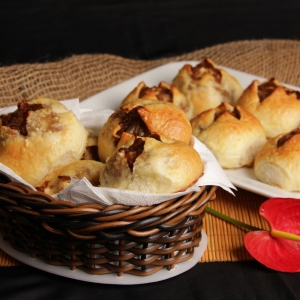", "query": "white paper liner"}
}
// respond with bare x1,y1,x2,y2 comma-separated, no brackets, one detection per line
0,99,236,206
